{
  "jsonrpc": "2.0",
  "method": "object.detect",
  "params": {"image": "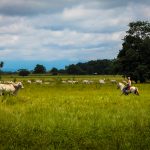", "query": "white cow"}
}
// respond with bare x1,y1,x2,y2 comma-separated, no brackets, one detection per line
99,79,105,84
27,80,31,84
35,80,42,84
4,81,14,84
88,80,94,84
0,82,24,95
82,80,90,84
67,80,78,84
62,80,67,84
110,80,117,84
82,80,93,84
